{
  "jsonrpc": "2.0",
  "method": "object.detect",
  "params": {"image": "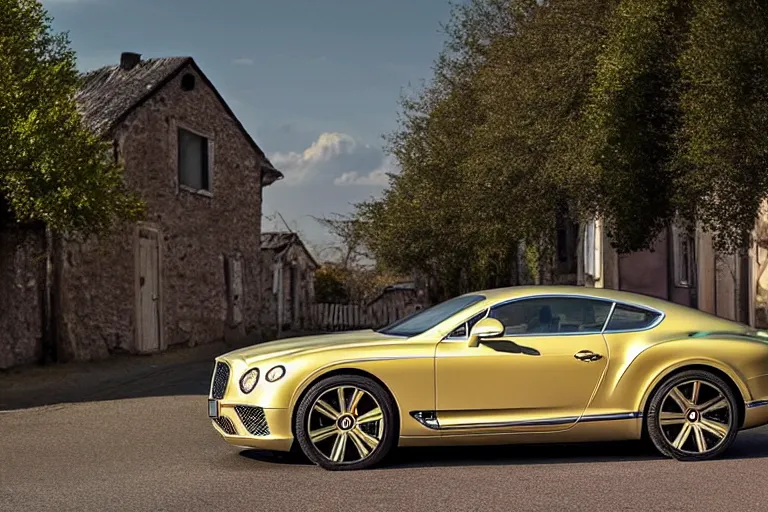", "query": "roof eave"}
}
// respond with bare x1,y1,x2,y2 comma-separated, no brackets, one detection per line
261,162,284,187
